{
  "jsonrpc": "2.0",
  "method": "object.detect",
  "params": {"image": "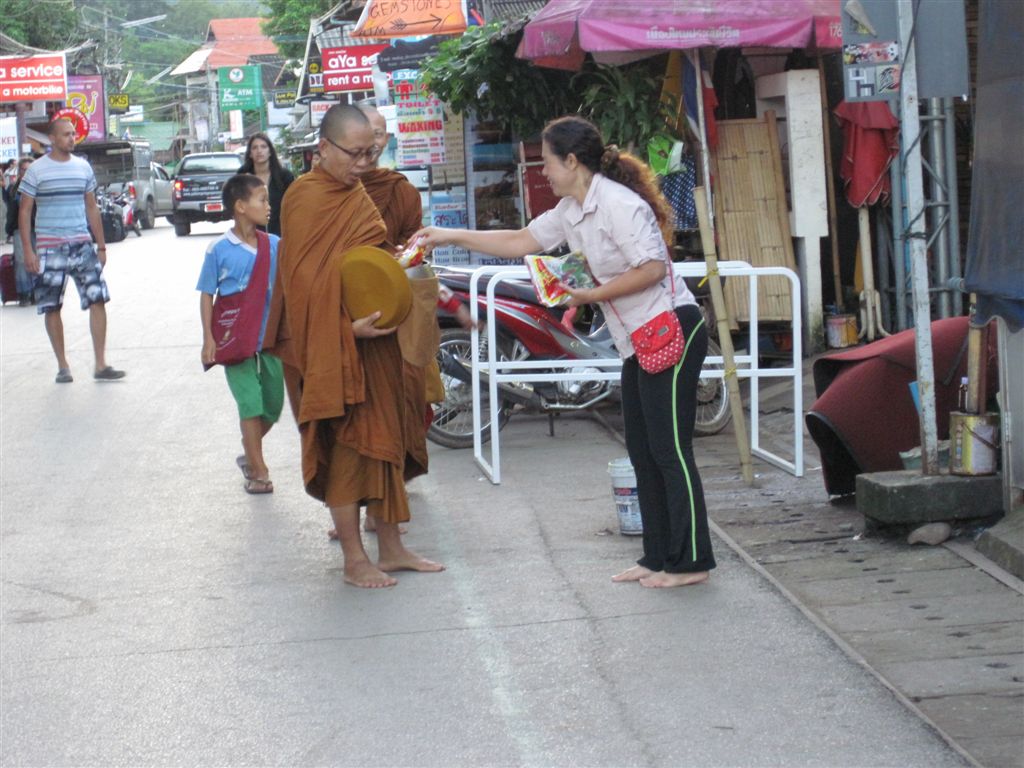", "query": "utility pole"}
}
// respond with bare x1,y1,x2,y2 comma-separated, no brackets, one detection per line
897,0,939,474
